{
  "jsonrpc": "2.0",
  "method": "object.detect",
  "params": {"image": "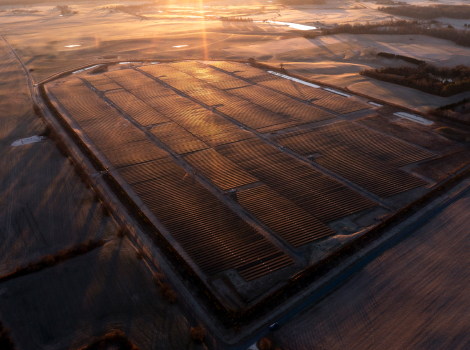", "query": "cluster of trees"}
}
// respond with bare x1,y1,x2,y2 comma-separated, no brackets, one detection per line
220,16,254,22
430,98,470,125
303,32,318,39
79,330,138,350
377,52,425,65
279,0,325,5
361,64,470,96
379,5,470,19
0,321,15,350
321,20,470,48
0,239,105,283
322,19,423,35
57,5,77,15
11,9,39,13
103,2,157,14
376,0,407,5
438,97,470,111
